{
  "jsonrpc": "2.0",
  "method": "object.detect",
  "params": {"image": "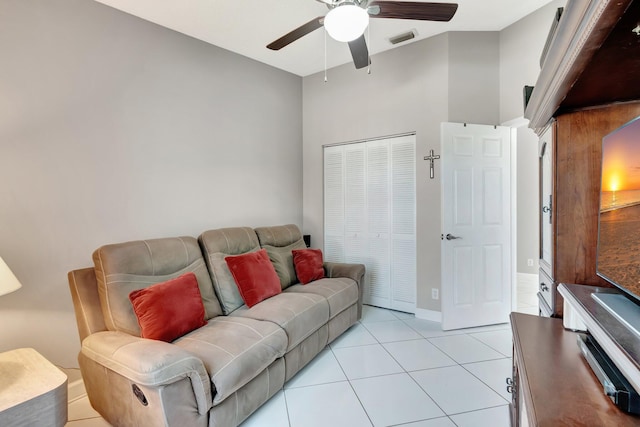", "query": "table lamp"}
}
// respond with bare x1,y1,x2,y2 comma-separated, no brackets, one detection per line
0,256,22,296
